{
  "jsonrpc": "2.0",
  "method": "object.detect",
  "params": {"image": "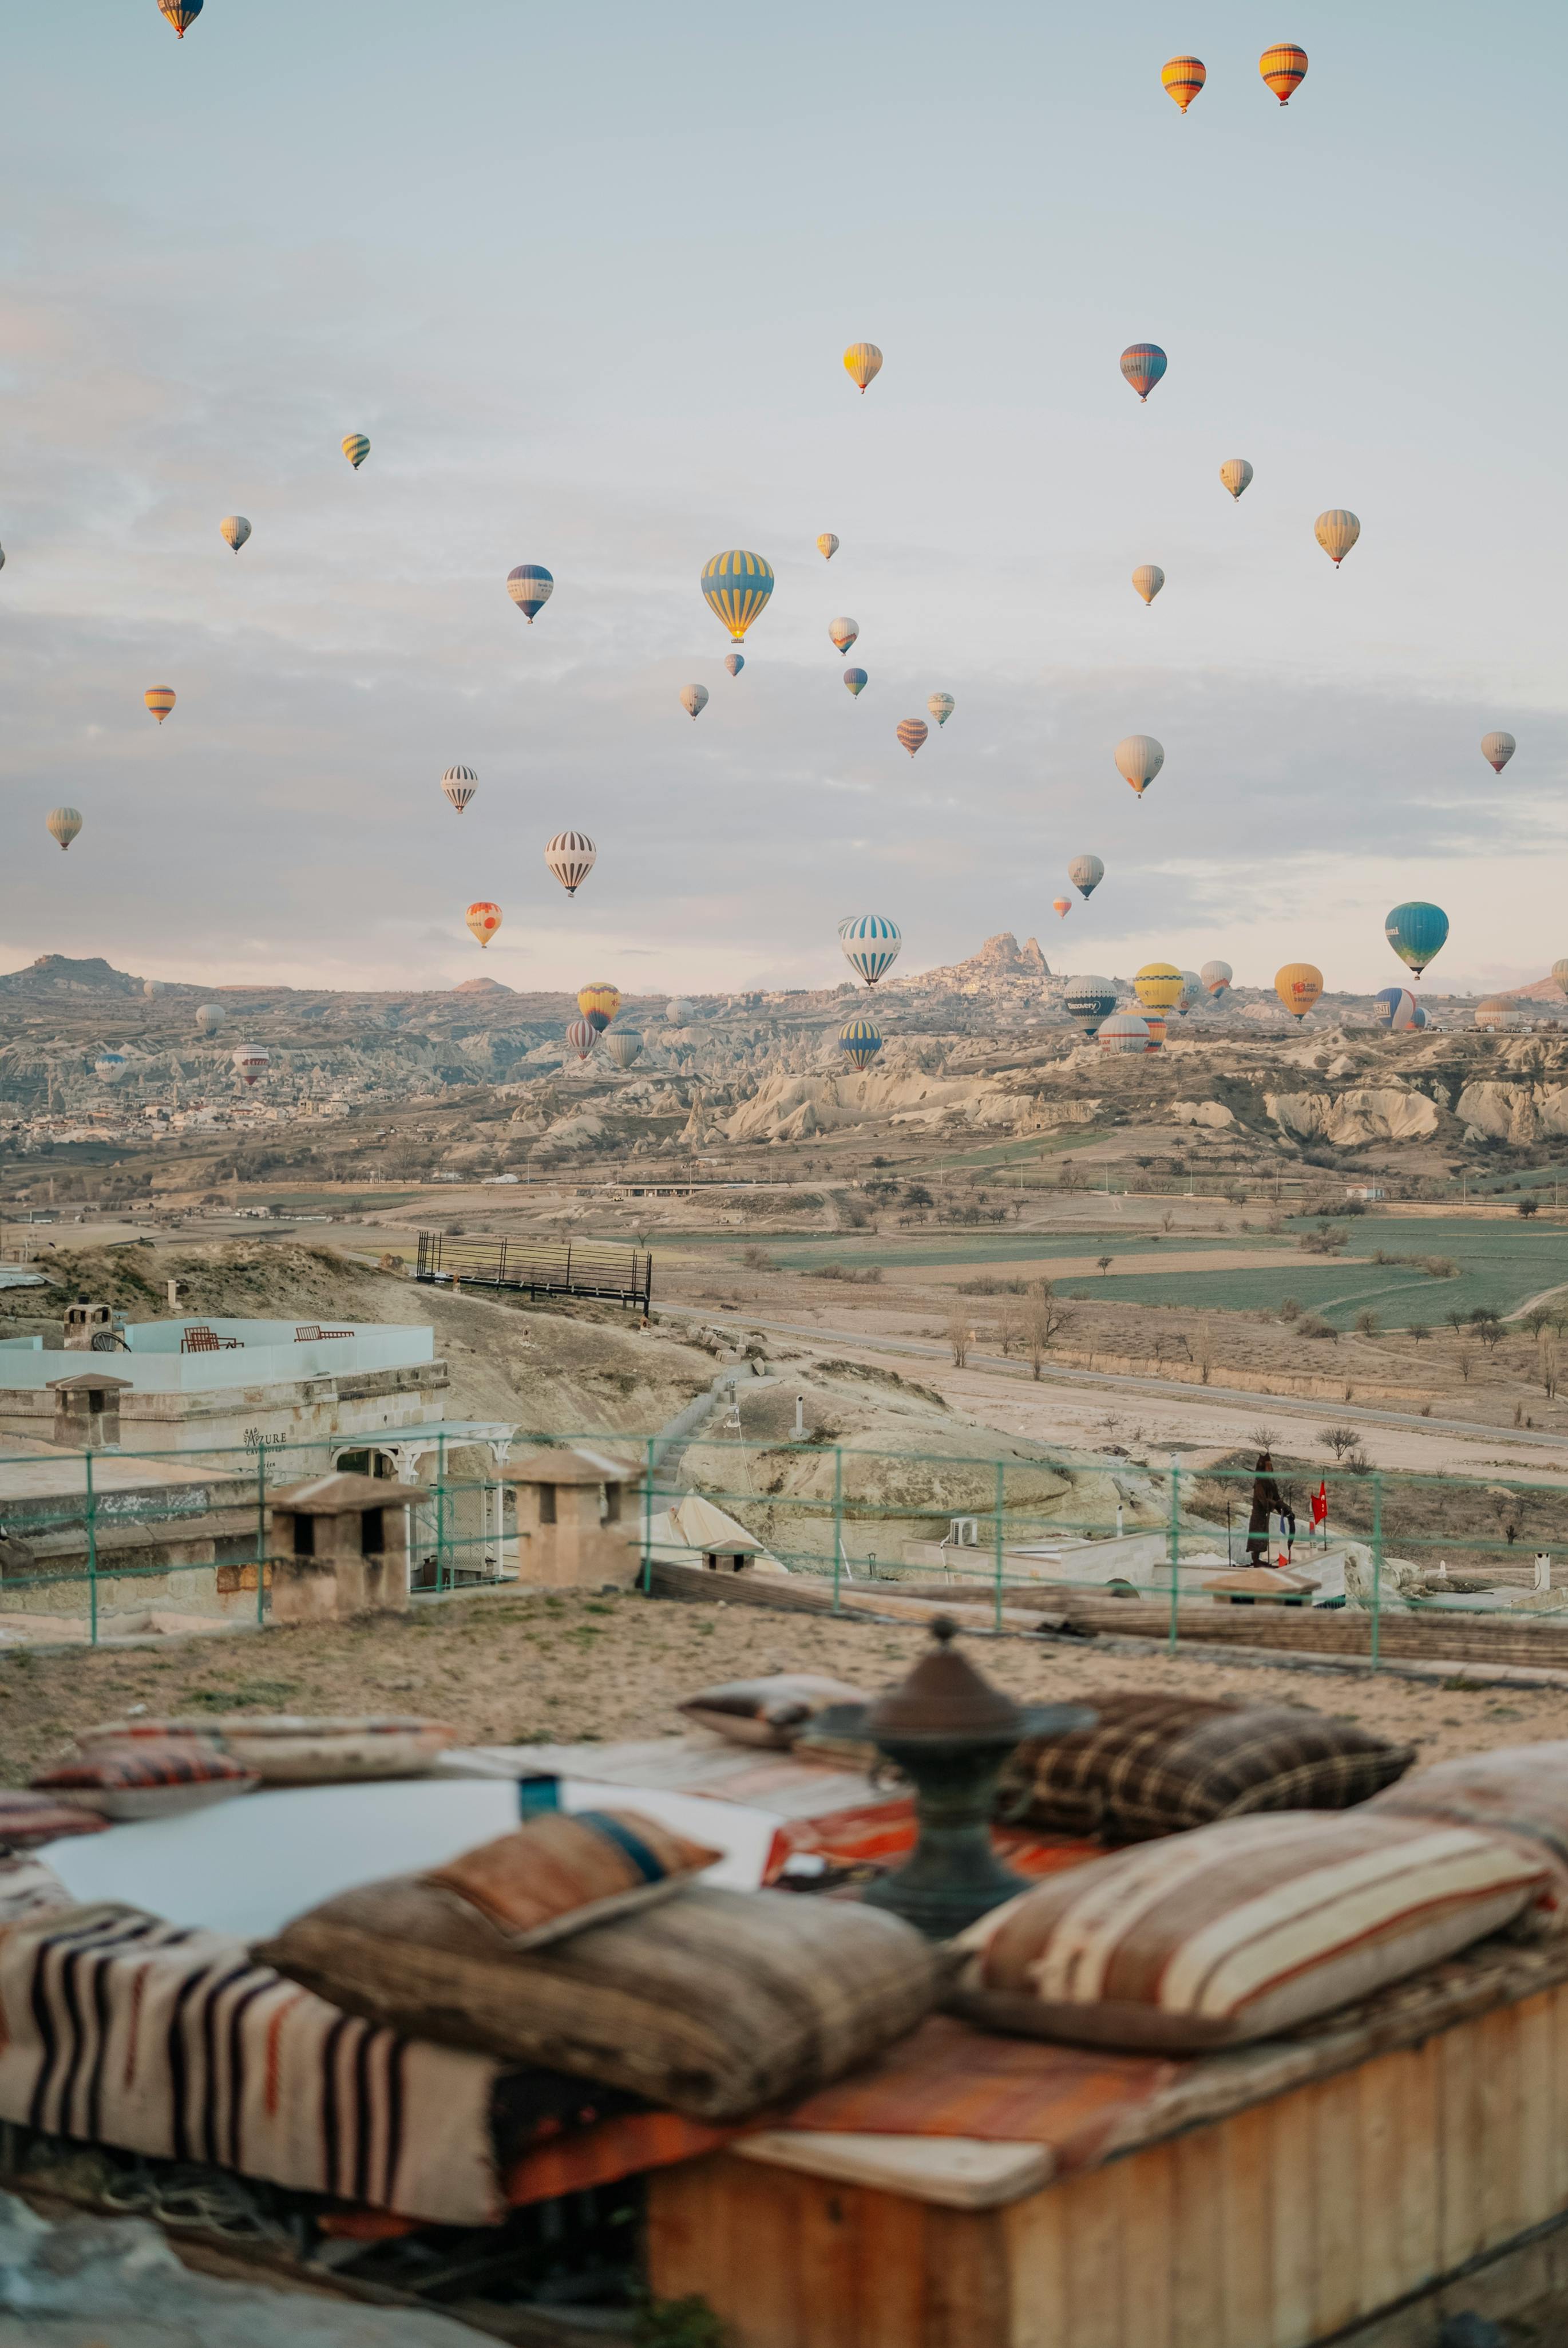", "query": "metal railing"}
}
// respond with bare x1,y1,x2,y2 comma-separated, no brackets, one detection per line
413,1231,652,1309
